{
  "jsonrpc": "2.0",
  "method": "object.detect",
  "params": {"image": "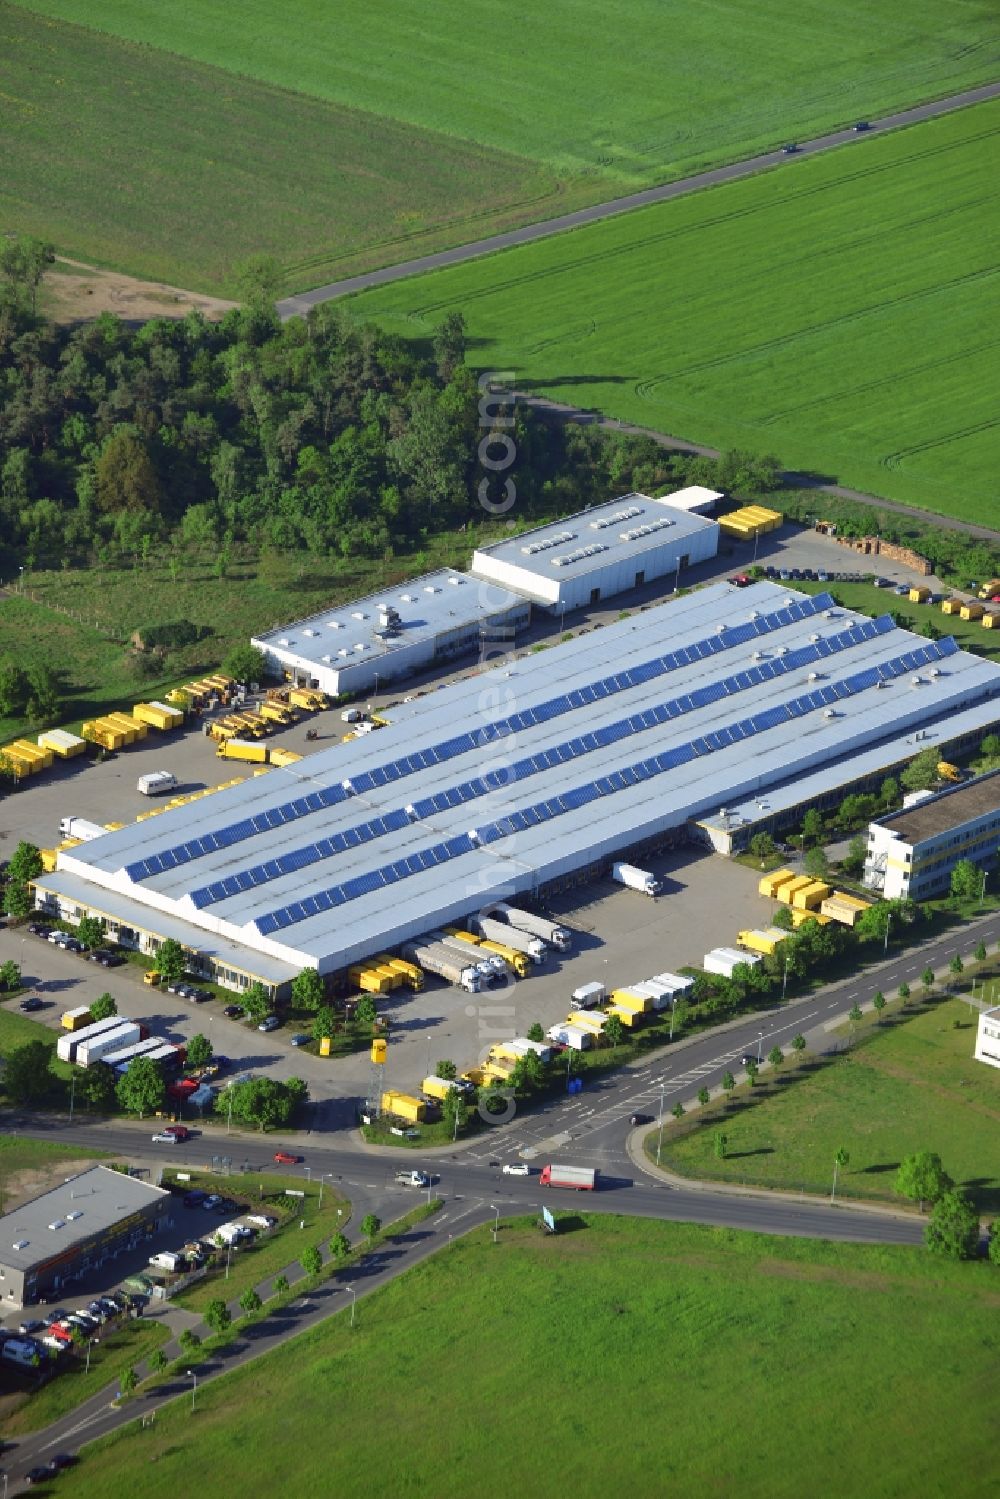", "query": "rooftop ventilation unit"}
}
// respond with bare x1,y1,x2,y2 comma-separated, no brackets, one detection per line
302,628,317,638
405,804,418,820
321,655,331,664
910,675,922,685
351,611,368,620
48,1220,65,1231
327,620,342,629
809,632,820,642
354,642,367,653
808,671,821,681
823,708,838,718
12,1239,29,1250
449,576,465,585
424,586,440,594
337,648,349,658
749,611,760,620
341,779,354,793
278,638,289,648
66,1210,82,1221
751,650,763,660
776,646,789,656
